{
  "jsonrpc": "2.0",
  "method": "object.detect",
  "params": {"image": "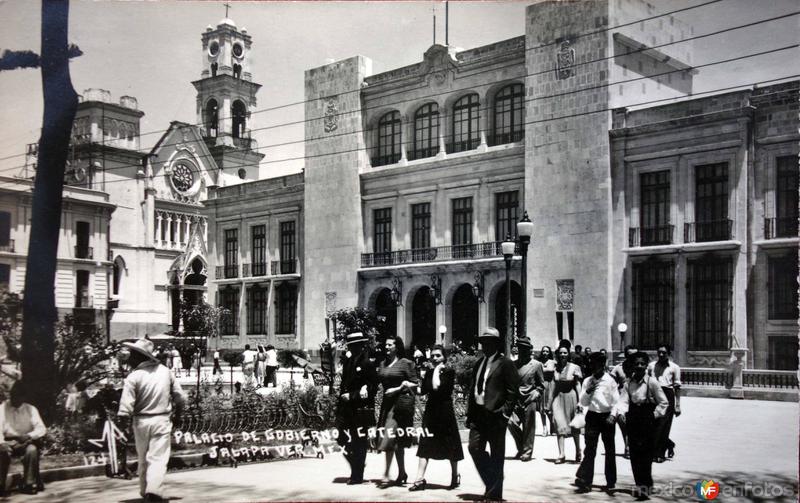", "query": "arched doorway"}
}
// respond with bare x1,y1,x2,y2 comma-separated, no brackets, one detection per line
412,287,436,349
494,281,522,350
452,284,478,351
375,288,396,340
